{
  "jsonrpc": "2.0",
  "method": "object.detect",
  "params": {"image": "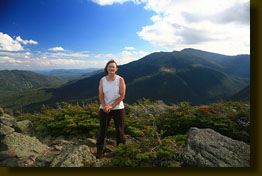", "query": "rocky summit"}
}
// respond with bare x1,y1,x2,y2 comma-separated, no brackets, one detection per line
0,106,251,167
181,127,250,167
0,108,110,167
